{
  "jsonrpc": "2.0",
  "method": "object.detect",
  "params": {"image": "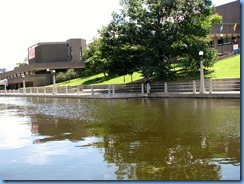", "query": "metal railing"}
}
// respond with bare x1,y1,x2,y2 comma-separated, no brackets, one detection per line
0,79,240,96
